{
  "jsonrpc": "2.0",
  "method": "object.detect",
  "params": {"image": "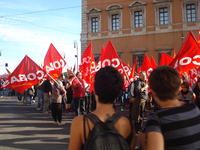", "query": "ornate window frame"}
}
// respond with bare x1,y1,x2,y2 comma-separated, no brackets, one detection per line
154,1,172,27
129,1,146,29
106,4,123,31
182,0,199,23
87,8,101,33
